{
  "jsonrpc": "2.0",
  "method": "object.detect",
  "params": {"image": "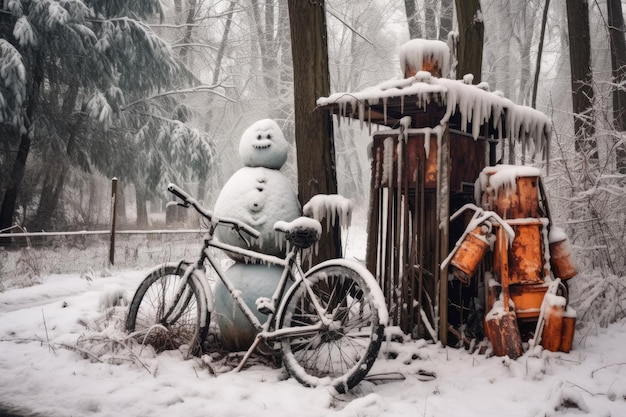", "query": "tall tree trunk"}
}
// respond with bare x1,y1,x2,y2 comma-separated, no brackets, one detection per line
566,0,597,161
277,2,293,125
532,0,551,109
440,0,454,41
404,0,422,40
607,0,626,172
287,0,341,262
212,1,236,86
0,52,44,232
179,0,197,65
454,0,484,84
135,185,149,228
174,0,183,25
251,0,277,96
31,87,82,230
517,5,536,106
425,0,437,40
